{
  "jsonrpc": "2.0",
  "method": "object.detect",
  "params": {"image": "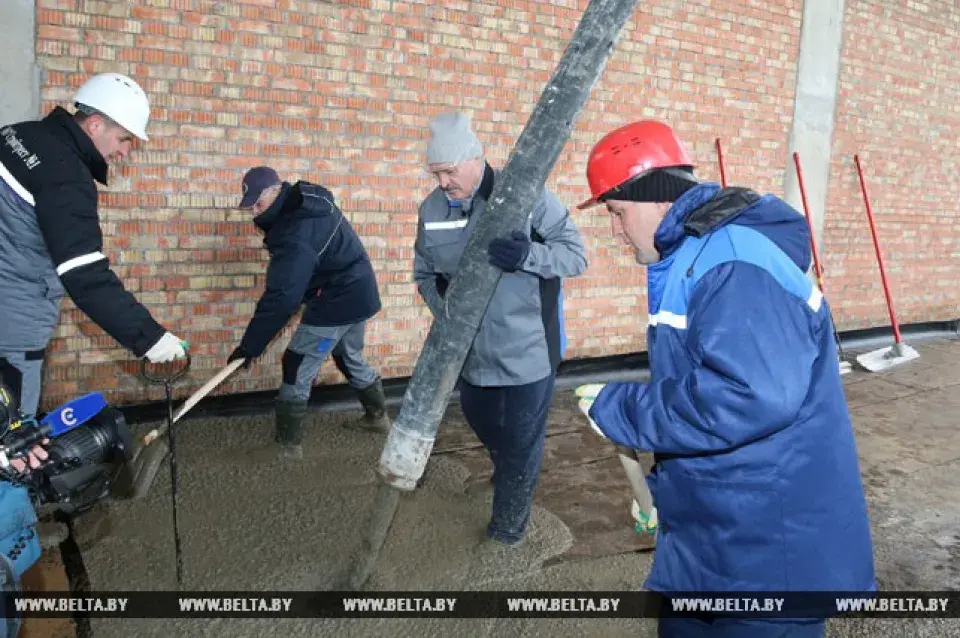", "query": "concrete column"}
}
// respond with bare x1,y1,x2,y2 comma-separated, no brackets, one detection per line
783,0,846,264
0,0,40,124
